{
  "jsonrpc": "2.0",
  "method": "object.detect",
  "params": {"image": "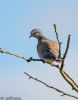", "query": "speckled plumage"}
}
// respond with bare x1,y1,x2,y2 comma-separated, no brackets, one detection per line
37,38,59,63
29,29,59,64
